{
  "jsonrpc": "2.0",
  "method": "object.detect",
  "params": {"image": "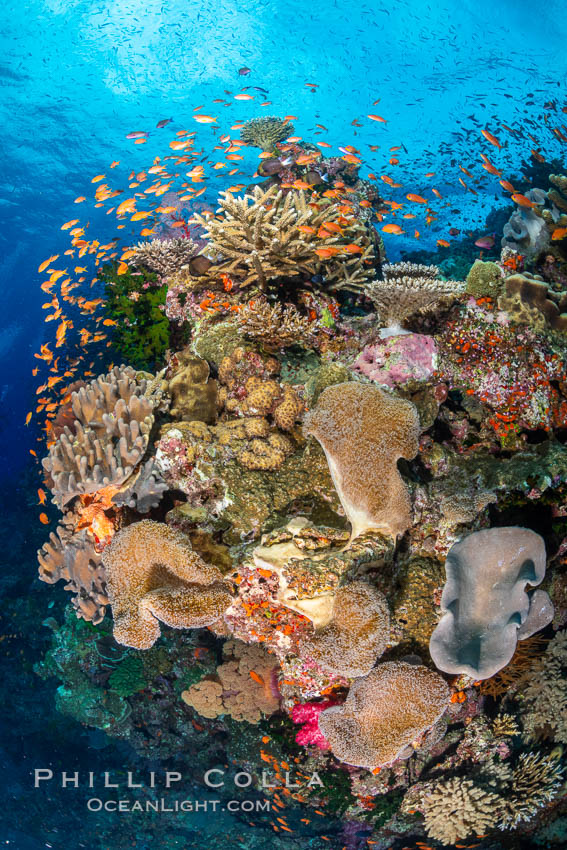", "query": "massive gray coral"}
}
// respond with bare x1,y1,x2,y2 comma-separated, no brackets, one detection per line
429,527,553,680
